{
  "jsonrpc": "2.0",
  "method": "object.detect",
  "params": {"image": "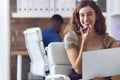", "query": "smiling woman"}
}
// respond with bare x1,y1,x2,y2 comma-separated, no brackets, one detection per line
79,6,96,32
63,0,119,80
